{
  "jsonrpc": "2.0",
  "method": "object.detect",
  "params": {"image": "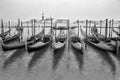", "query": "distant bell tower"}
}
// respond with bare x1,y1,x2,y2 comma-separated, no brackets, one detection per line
42,11,44,20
